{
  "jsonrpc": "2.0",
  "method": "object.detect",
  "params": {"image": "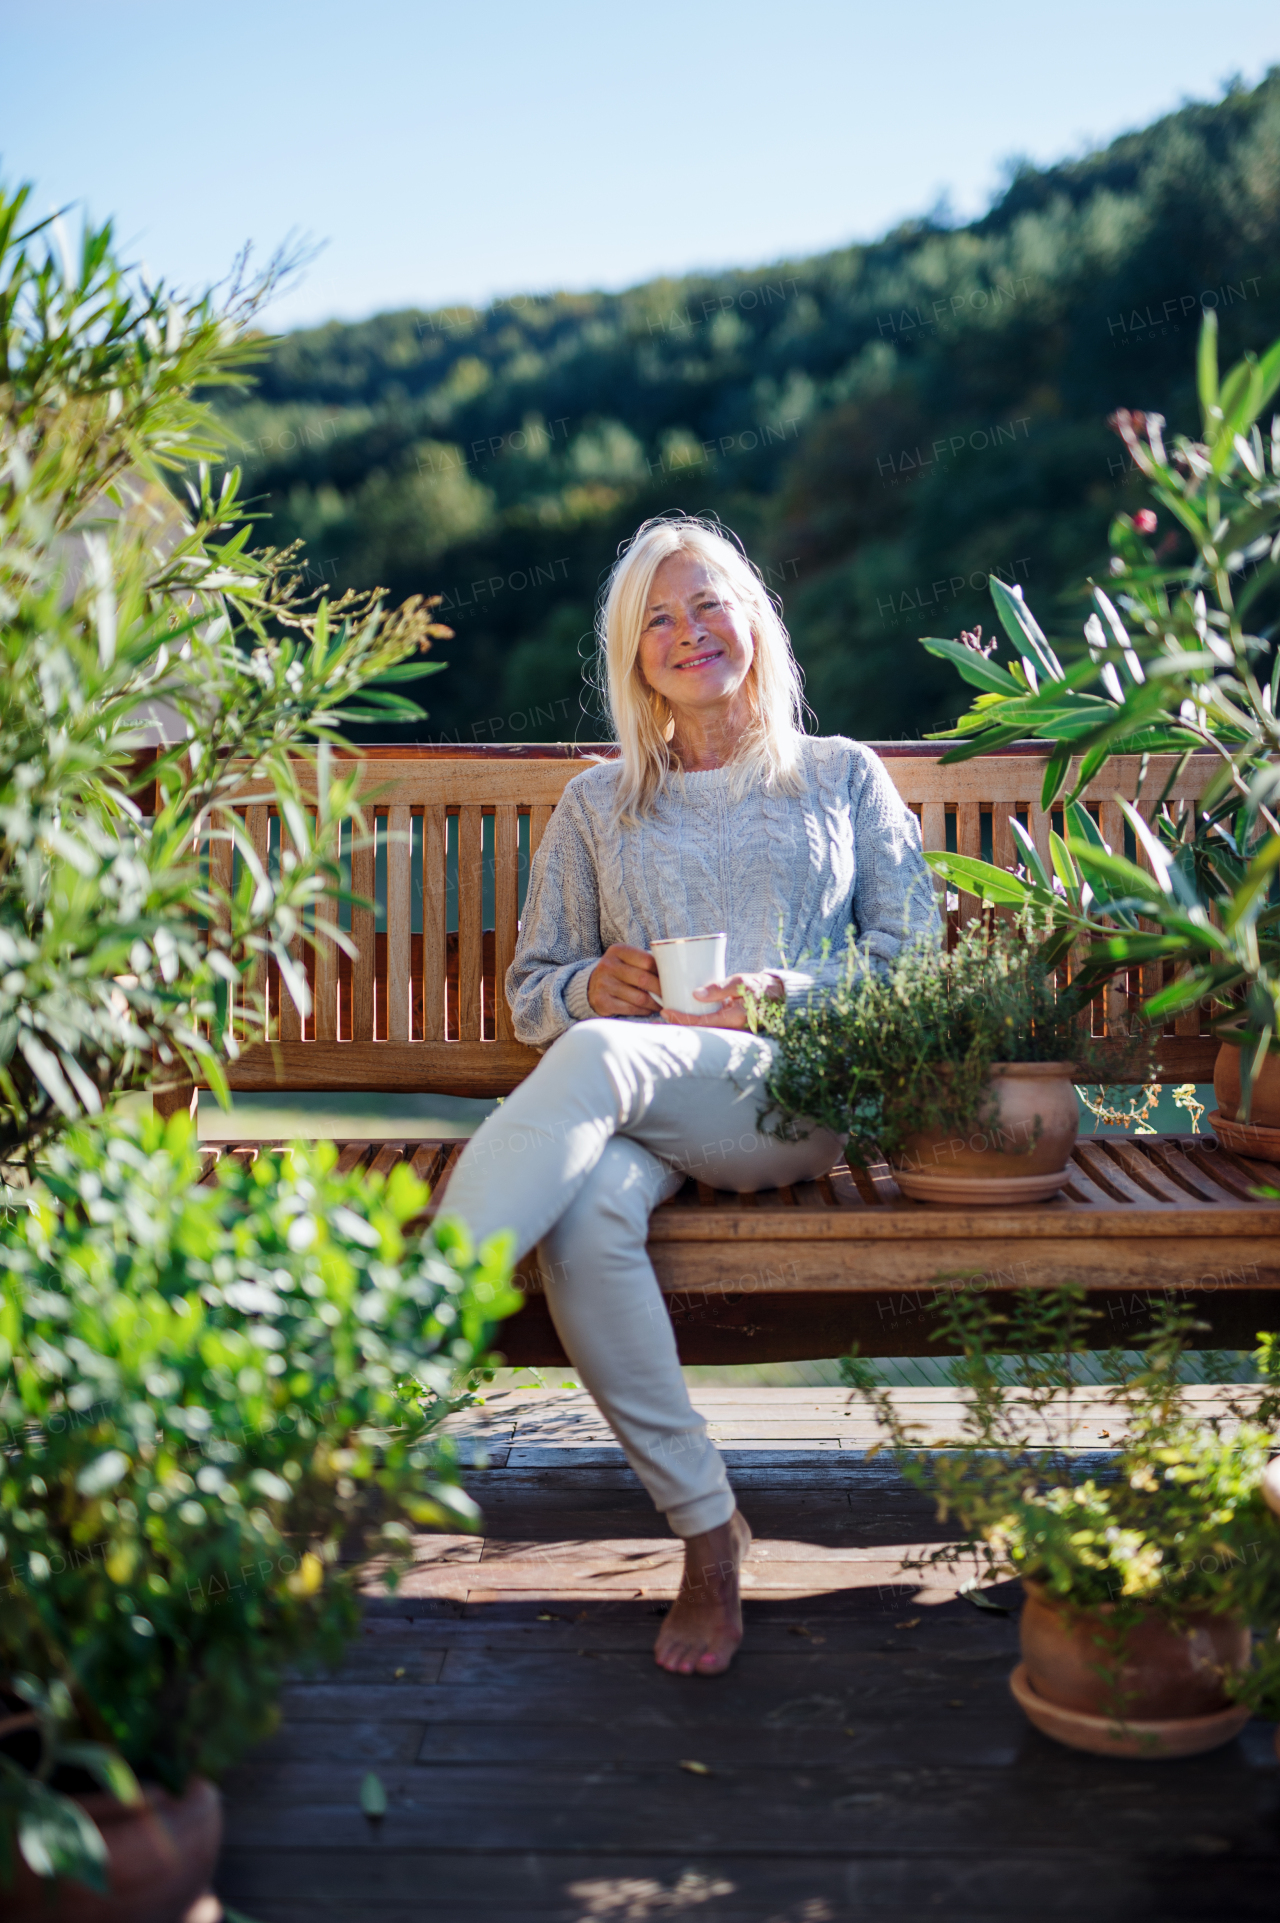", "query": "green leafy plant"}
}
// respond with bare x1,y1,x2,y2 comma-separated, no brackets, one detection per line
0,1111,518,1886
0,178,519,1893
842,1291,1280,1715
918,313,1280,1113
759,918,1121,1166
0,180,451,1161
